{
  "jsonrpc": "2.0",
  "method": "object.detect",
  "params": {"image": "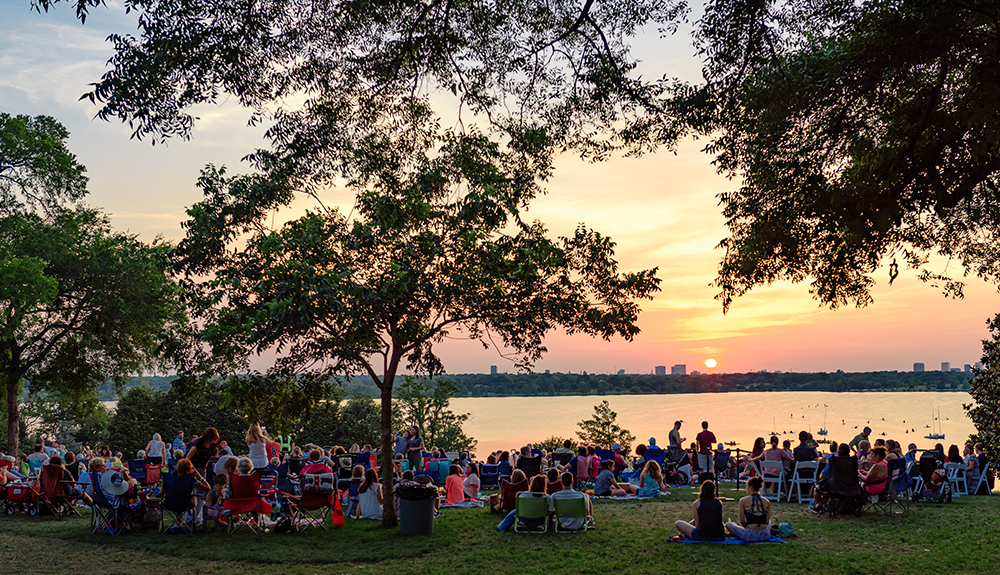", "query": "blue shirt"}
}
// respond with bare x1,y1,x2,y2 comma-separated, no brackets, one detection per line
172,437,186,452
